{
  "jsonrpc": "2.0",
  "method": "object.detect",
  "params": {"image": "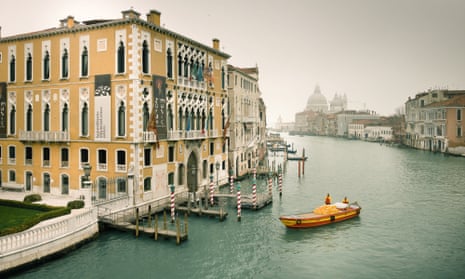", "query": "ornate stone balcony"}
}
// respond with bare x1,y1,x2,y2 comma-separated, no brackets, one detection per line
19,130,70,143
